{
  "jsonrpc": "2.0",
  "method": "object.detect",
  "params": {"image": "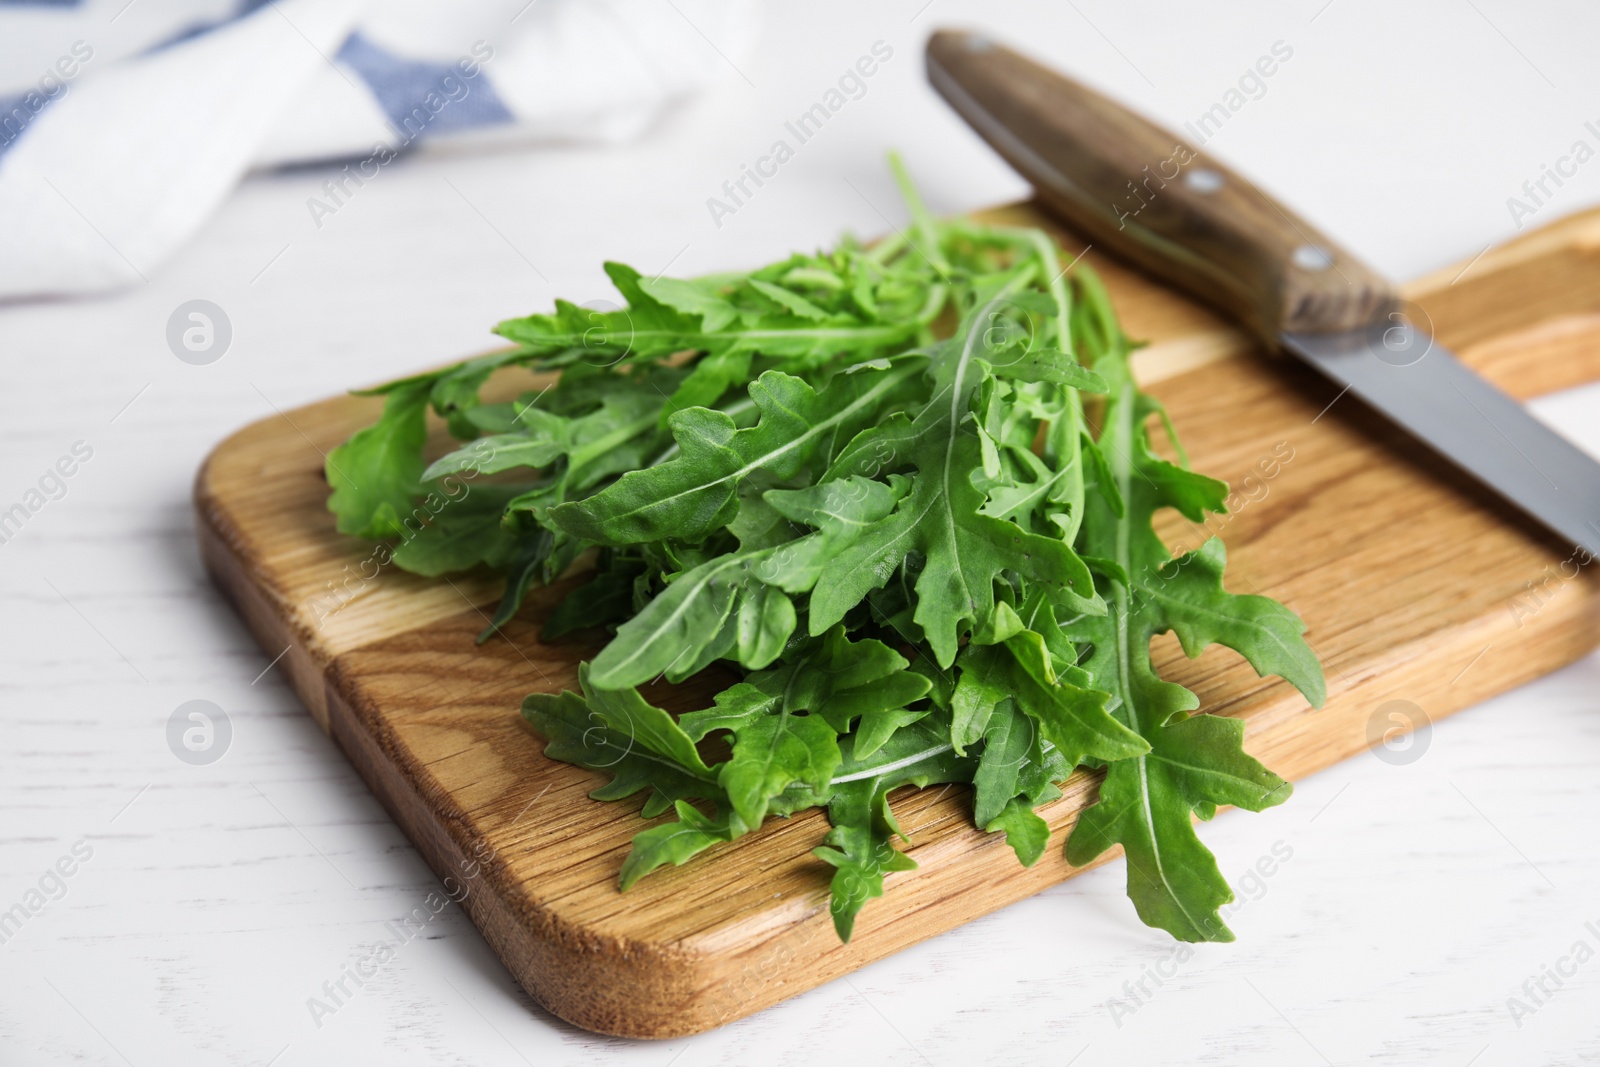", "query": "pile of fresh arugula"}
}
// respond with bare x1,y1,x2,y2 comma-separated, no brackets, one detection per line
325,159,1324,943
